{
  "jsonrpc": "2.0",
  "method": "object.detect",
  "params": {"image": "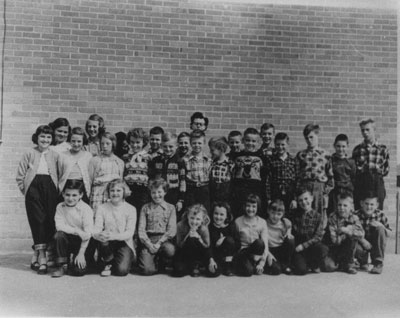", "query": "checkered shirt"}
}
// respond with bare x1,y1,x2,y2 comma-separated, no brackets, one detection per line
291,208,324,249
182,152,212,184
352,141,389,177
355,209,391,237
210,158,234,184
